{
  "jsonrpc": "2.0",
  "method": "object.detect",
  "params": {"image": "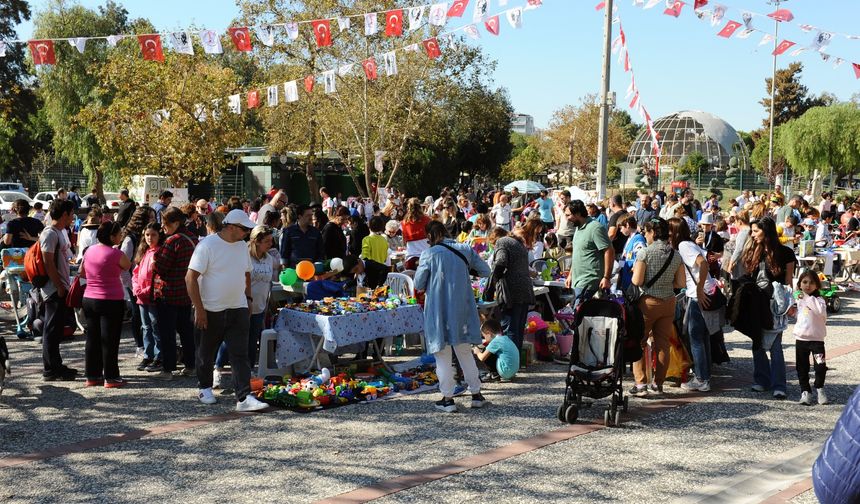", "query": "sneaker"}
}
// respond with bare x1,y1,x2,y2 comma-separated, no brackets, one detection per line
145,361,163,373
134,347,145,359
470,393,487,409
452,383,468,397
628,385,648,397
773,390,787,400
213,369,223,389
17,333,34,341
434,397,457,413
648,383,659,392
697,380,711,392
198,388,217,405
649,385,665,398
236,395,268,412
480,372,501,383
178,367,196,377
799,391,812,406
85,378,104,387
751,384,767,392
816,388,829,405
104,378,126,389
681,378,703,391
153,371,173,381
44,369,77,382
136,359,153,372
60,366,79,376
